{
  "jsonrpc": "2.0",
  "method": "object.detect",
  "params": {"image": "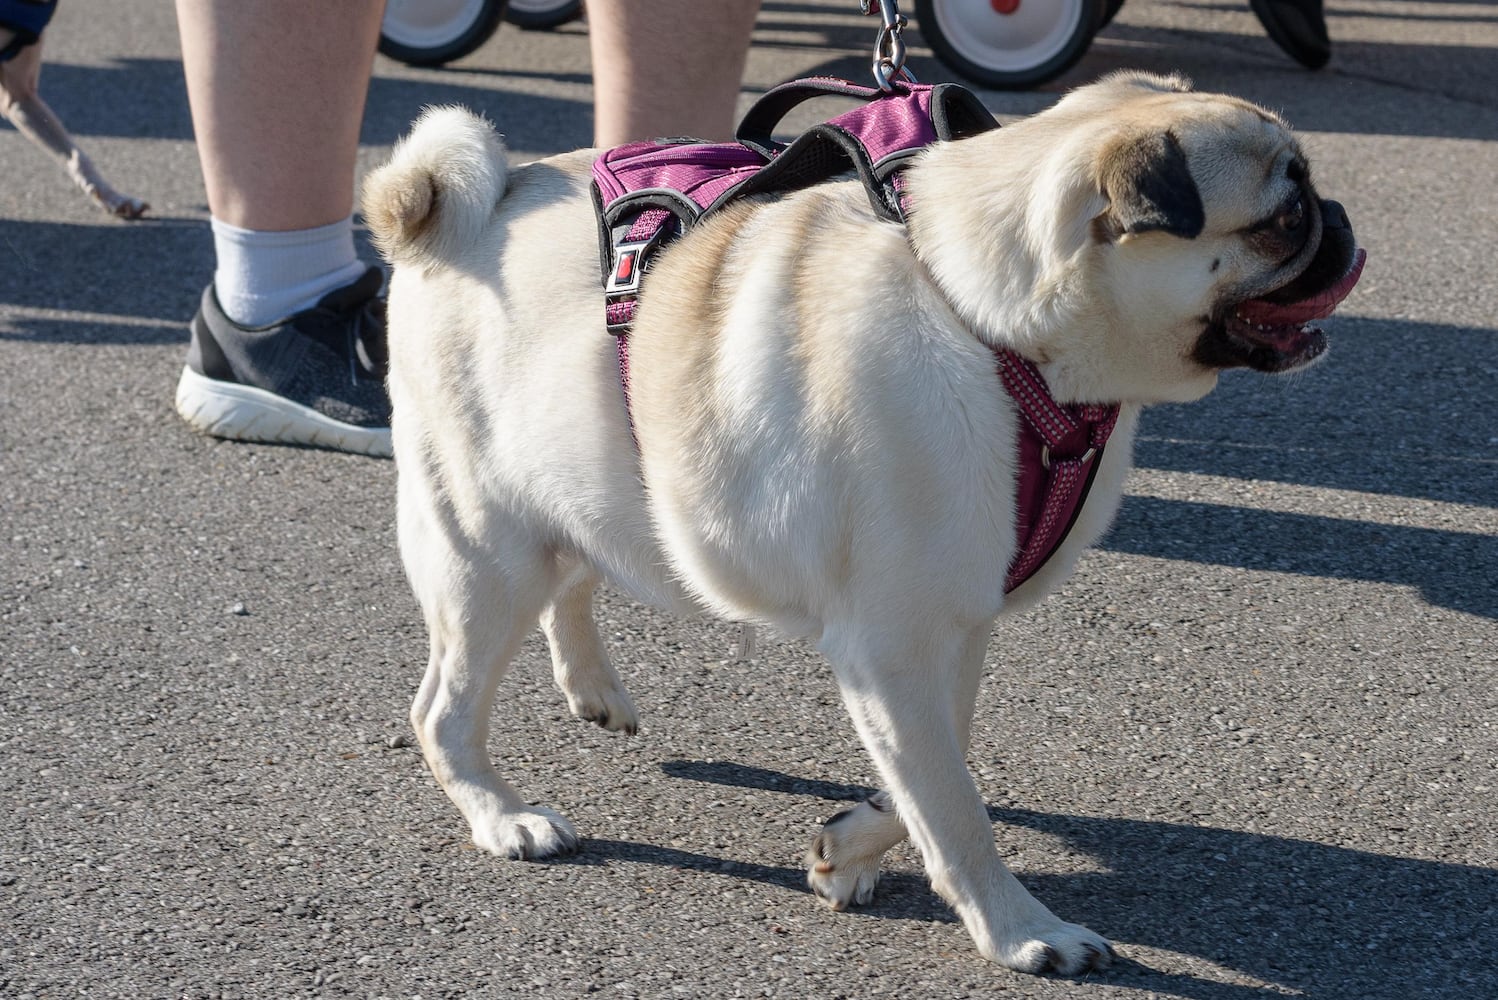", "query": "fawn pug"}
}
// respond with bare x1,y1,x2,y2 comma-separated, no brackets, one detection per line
363,72,1362,975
